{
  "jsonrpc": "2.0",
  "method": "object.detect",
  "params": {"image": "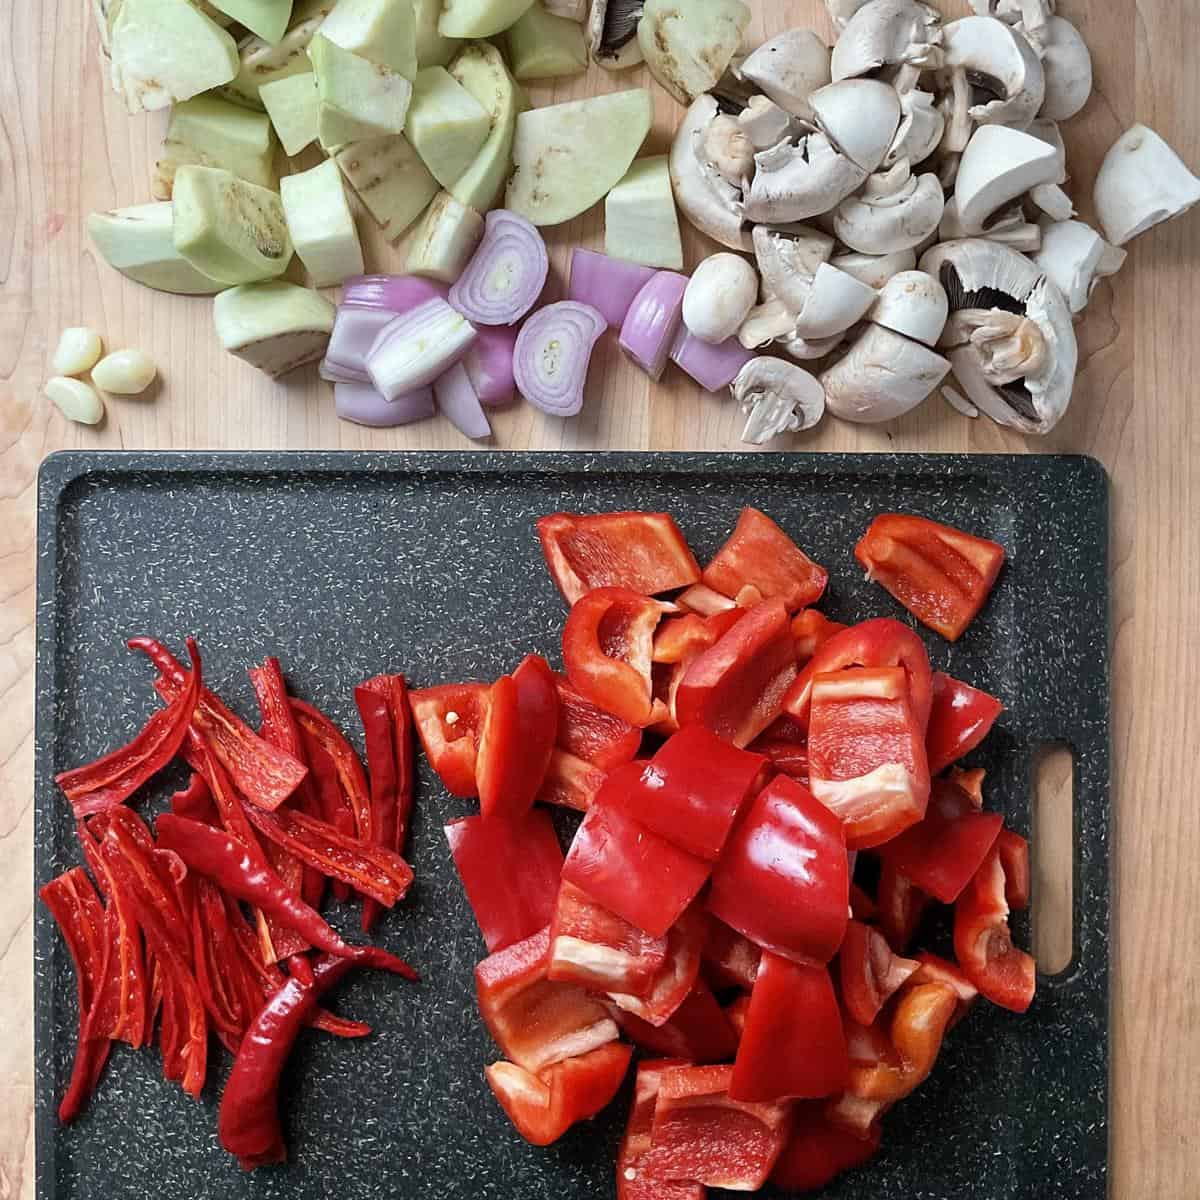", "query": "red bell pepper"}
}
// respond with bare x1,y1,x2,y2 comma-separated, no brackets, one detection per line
475,927,619,1074
770,1101,882,1192
486,1042,634,1146
855,513,1006,642
553,675,642,769
838,919,920,1027
642,1064,791,1190
409,681,490,798
615,981,738,1064
702,507,828,612
954,840,1036,1012
617,1060,706,1200
849,881,878,922
876,861,930,952
950,764,987,807
926,671,1004,774
536,749,609,812
650,610,745,734
563,587,670,727
675,598,797,748
791,609,848,663
606,908,706,1027
881,777,1003,903
910,952,978,1027
700,914,761,992
826,1091,889,1140
724,993,750,1038
731,954,849,1102
997,828,1031,909
447,811,564,953
676,580,738,616
477,654,558,820
537,511,701,606
784,617,934,733
708,775,848,966
807,666,931,850
548,880,667,996
561,774,712,938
